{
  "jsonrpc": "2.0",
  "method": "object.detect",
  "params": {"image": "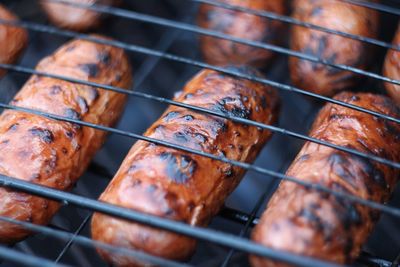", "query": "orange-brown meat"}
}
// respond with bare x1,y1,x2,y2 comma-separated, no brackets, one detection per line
41,0,117,31
0,4,28,78
0,36,132,243
251,92,400,267
383,23,400,105
91,67,280,266
290,0,379,96
197,0,286,67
